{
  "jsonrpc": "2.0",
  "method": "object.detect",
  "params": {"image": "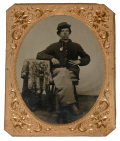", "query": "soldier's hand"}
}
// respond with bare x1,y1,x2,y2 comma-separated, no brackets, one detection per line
68,60,81,66
51,58,60,65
